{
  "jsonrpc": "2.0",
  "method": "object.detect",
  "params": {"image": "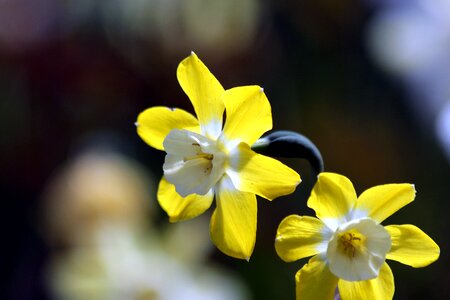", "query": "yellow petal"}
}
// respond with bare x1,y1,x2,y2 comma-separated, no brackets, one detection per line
275,215,330,262
385,224,440,267
221,86,272,147
307,172,357,230
295,256,339,300
227,143,300,200
338,262,394,300
157,177,213,222
177,52,225,139
210,175,257,260
355,184,415,223
136,106,200,151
